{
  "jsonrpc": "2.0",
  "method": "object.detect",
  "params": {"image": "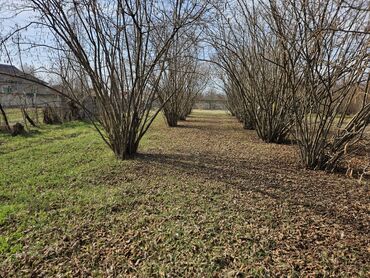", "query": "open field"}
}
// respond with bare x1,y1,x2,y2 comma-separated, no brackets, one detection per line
0,110,369,276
